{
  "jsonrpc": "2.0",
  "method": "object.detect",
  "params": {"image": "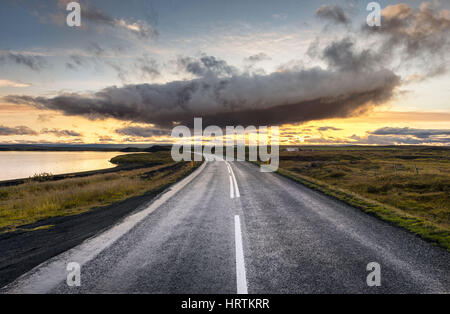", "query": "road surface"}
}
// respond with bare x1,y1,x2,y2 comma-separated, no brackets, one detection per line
2,160,449,293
